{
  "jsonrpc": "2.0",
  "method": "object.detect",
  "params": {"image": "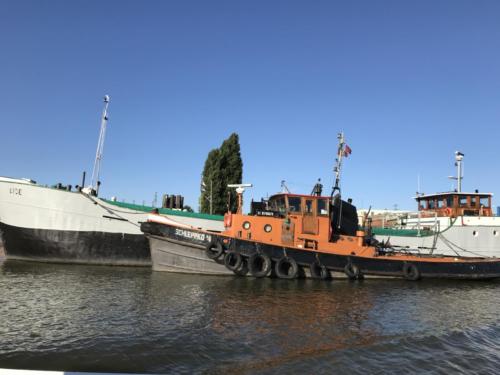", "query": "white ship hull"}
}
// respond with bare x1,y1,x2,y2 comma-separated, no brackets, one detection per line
373,216,500,257
0,177,224,265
